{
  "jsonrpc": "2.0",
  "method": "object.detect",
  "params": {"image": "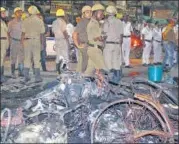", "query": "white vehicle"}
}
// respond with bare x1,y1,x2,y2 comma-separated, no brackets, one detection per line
46,24,56,58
